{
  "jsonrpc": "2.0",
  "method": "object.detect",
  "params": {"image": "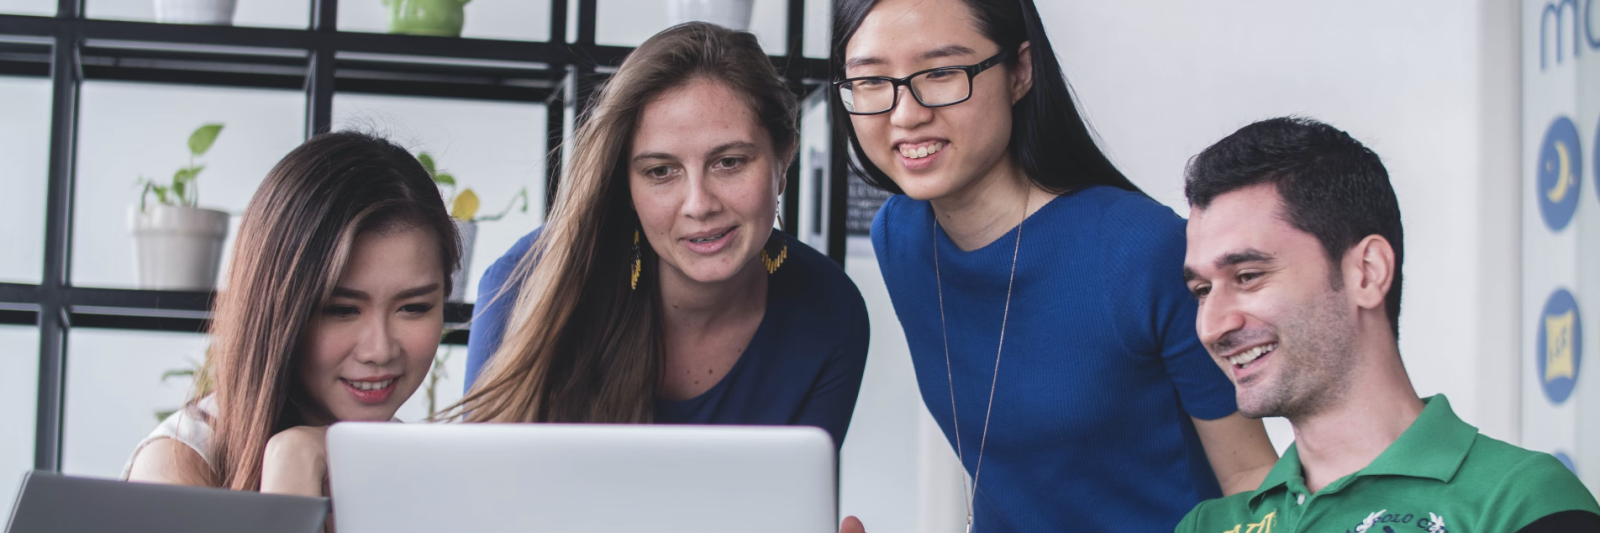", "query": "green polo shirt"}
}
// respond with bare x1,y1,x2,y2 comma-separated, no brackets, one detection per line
1177,395,1599,533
